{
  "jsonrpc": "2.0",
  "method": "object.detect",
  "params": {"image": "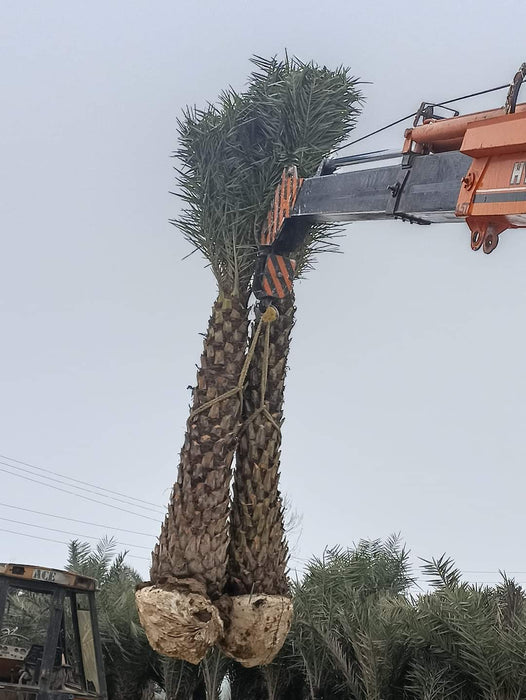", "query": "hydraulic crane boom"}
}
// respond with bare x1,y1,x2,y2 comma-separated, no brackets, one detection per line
254,64,526,304
291,150,470,225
